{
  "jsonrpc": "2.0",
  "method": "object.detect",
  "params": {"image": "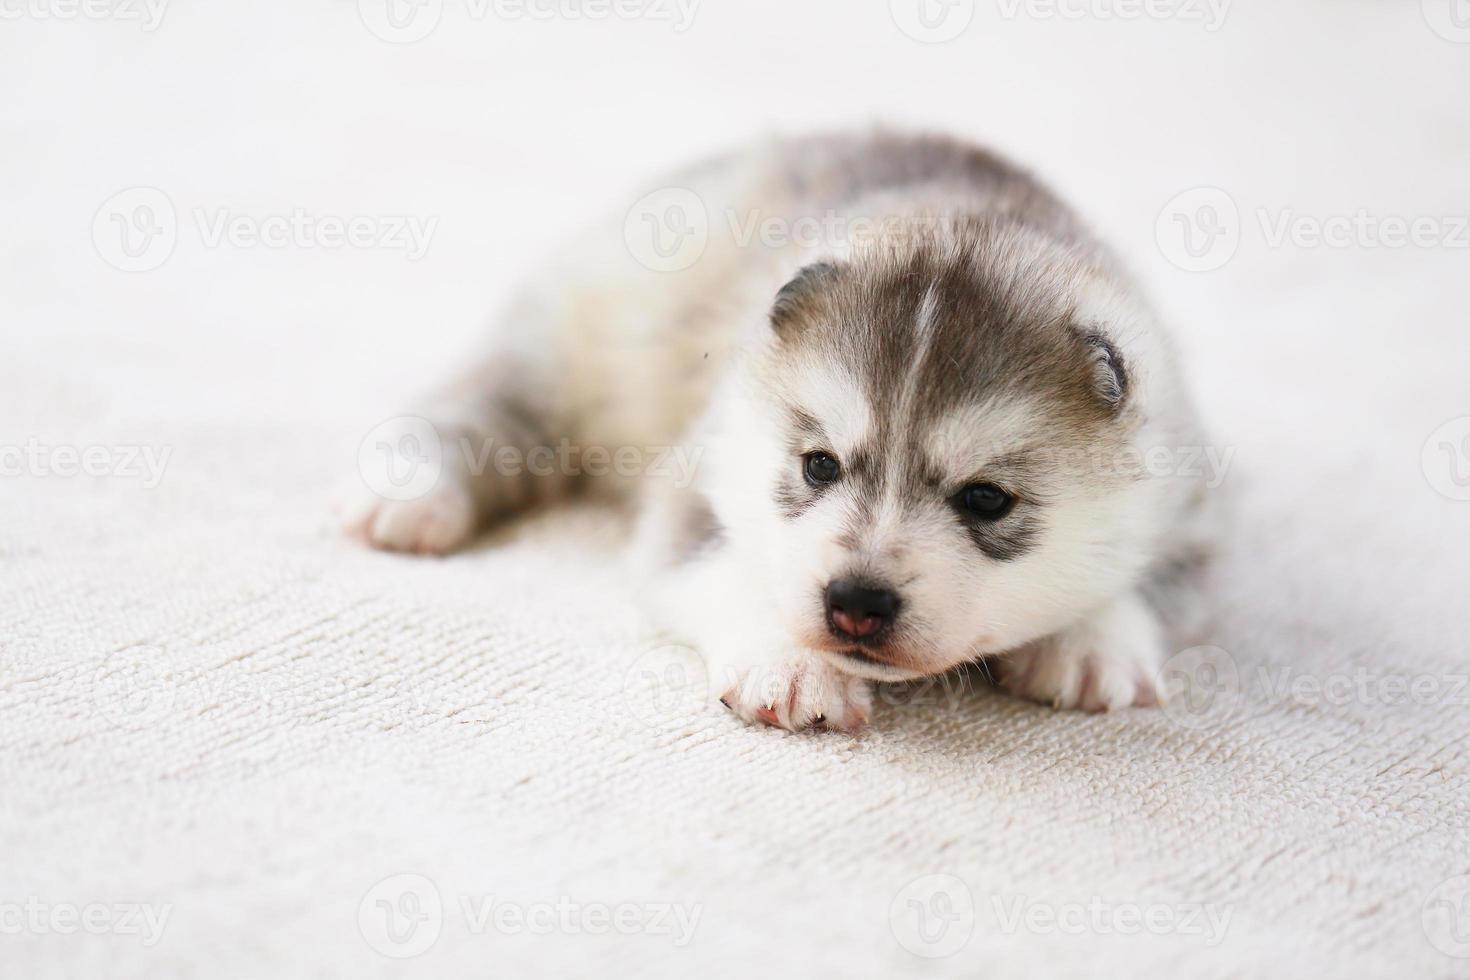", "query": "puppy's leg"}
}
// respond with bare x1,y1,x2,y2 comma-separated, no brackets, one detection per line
642,505,872,732
340,340,575,554
997,590,1165,712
